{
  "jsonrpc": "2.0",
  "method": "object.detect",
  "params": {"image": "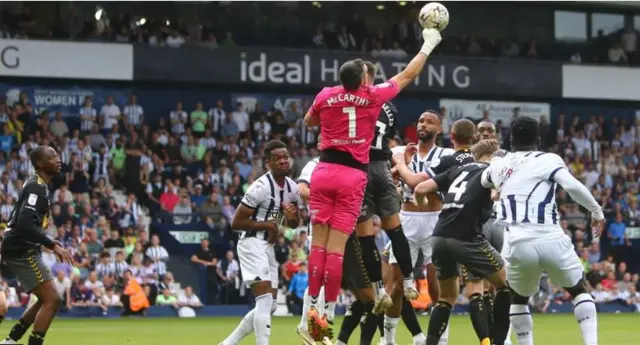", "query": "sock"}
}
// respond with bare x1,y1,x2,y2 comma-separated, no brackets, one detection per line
28,330,45,345
510,304,533,345
360,303,382,345
468,293,491,343
482,291,494,339
413,333,427,345
383,316,400,344
317,286,326,314
401,297,423,336
505,326,512,344
378,314,385,338
7,318,30,341
325,302,337,321
573,293,598,345
358,235,383,289
492,288,512,345
426,301,452,345
385,226,414,279
299,288,312,330
308,246,327,300
253,294,273,345
438,324,450,345
337,301,366,344
223,309,255,344
323,252,344,317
